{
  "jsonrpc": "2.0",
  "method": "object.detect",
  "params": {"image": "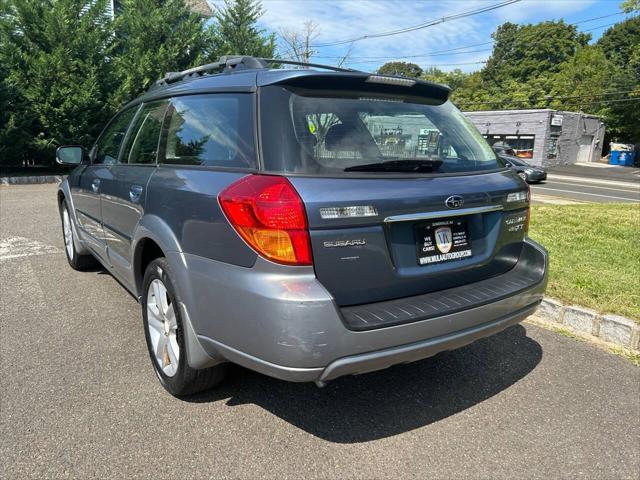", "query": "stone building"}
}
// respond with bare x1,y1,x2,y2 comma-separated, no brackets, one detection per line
464,109,606,167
